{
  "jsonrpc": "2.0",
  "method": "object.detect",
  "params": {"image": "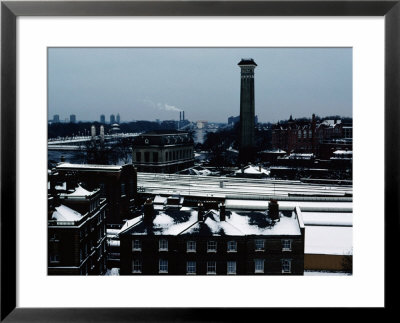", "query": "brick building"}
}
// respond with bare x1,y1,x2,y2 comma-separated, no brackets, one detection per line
48,184,107,275
271,115,350,157
52,163,137,225
119,200,305,275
